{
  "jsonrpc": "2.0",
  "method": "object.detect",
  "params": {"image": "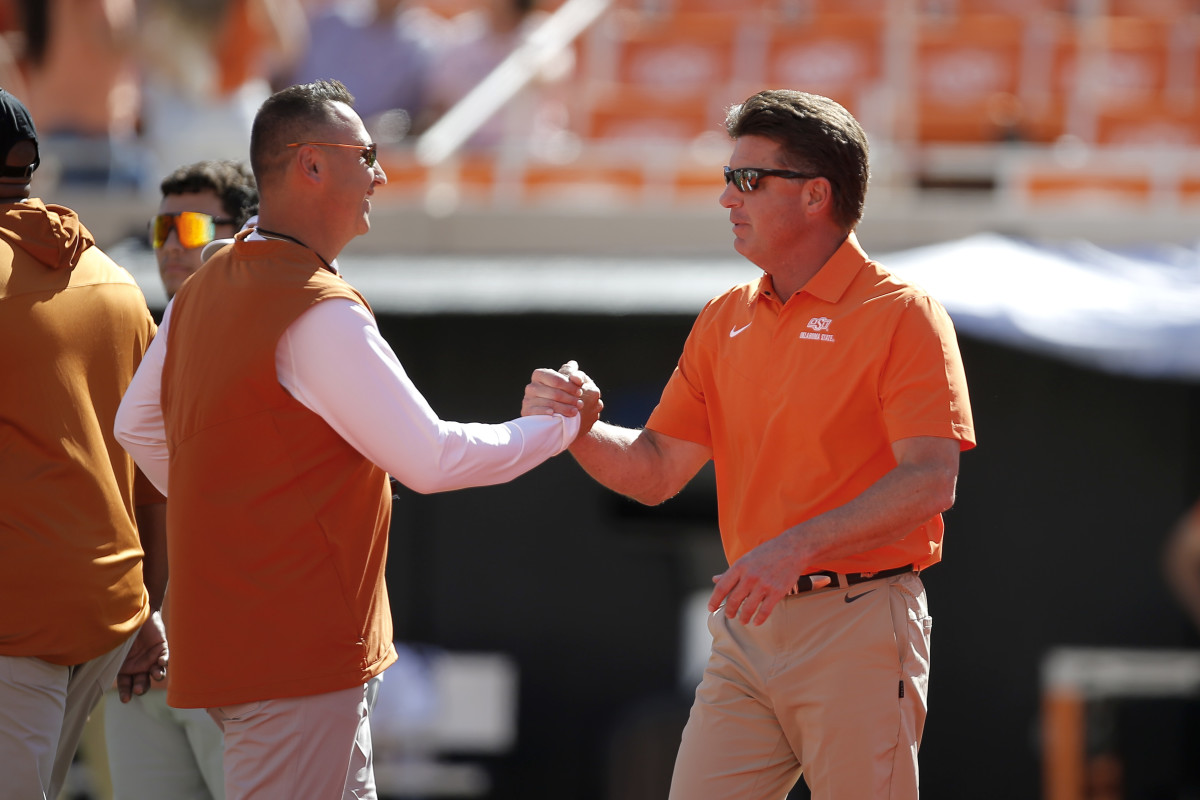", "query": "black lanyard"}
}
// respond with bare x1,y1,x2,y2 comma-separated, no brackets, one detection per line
255,227,336,274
